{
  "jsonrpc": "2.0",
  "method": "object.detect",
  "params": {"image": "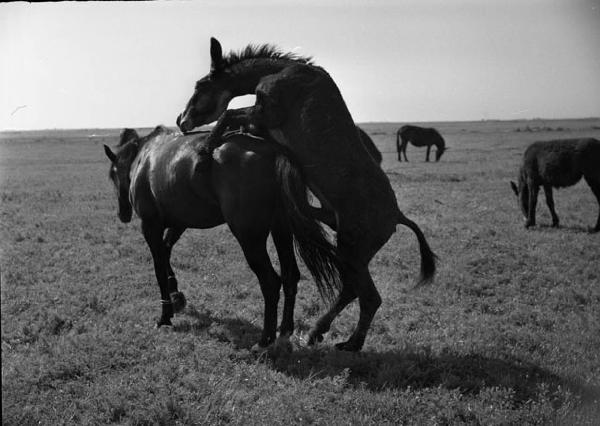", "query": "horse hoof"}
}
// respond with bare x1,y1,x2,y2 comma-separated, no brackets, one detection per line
307,333,324,346
155,318,173,328
170,292,187,313
335,340,362,352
